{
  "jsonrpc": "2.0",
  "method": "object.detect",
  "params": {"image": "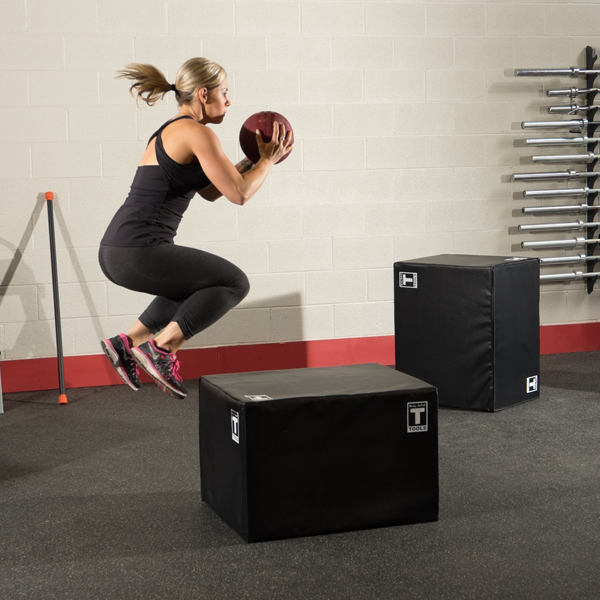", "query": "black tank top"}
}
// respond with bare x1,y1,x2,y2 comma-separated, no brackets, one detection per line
101,116,212,247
